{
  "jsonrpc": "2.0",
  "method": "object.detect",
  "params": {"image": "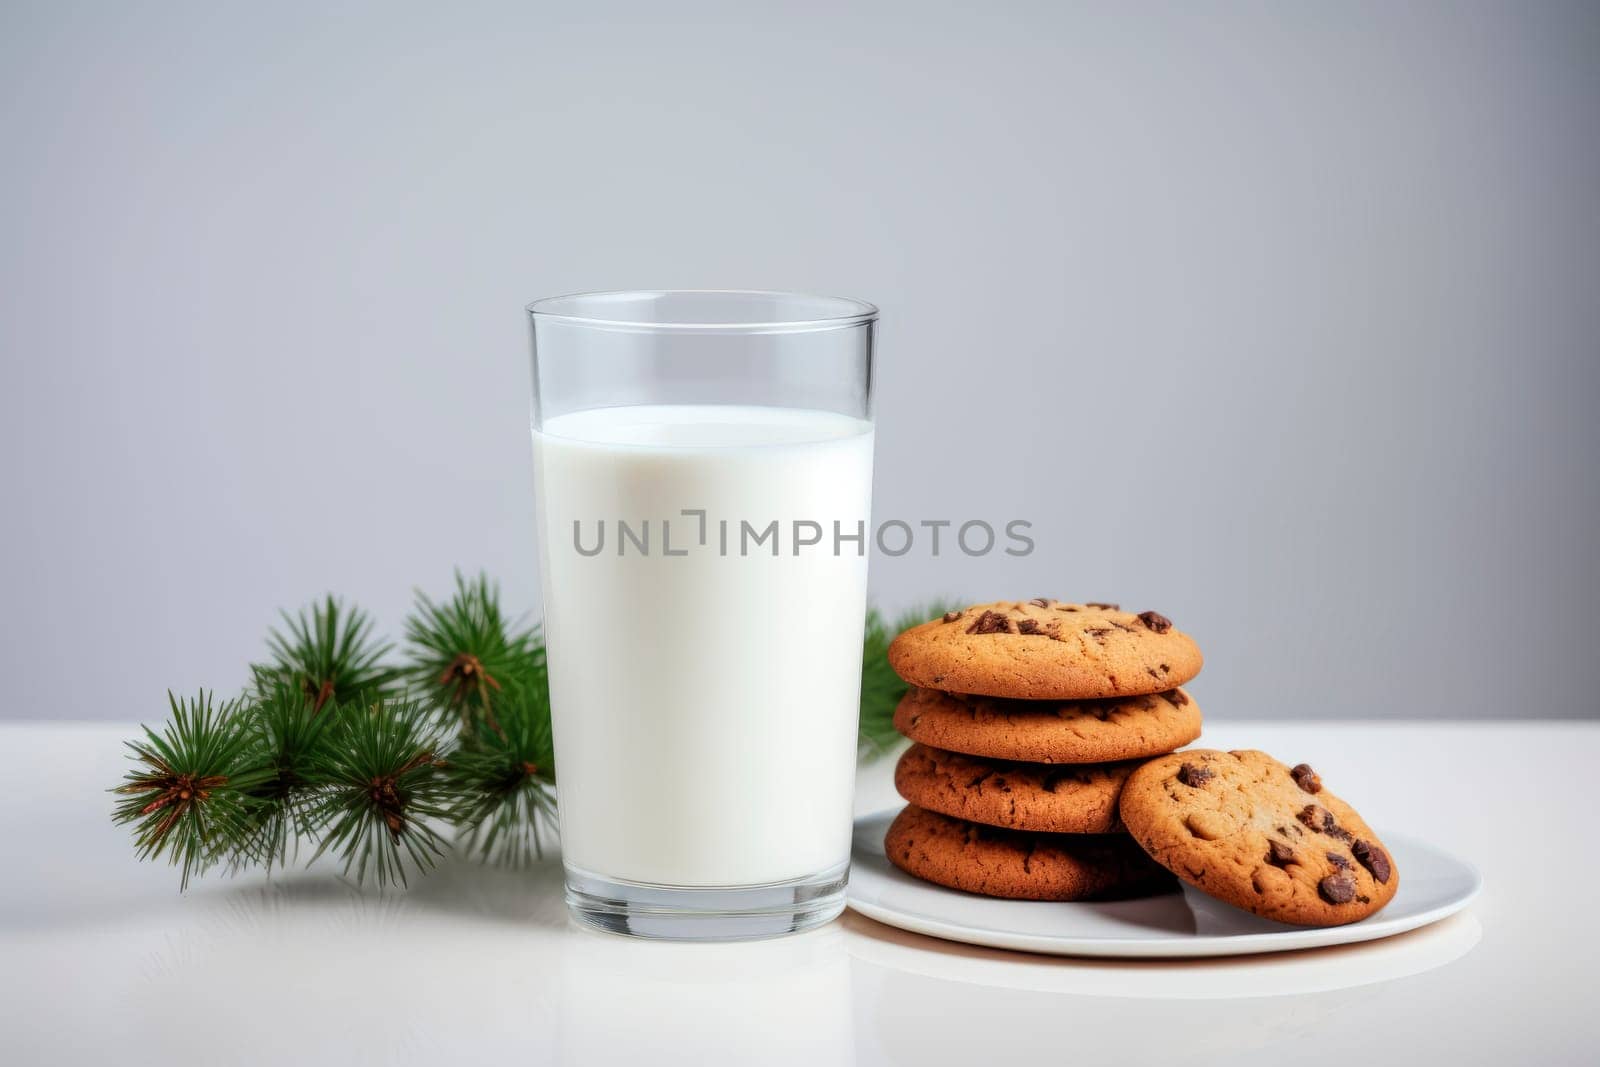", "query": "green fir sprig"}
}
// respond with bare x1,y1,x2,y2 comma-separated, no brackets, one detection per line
444,672,558,866
113,576,950,890
257,596,402,712
405,571,544,736
306,695,454,888
229,679,342,872
113,691,275,889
